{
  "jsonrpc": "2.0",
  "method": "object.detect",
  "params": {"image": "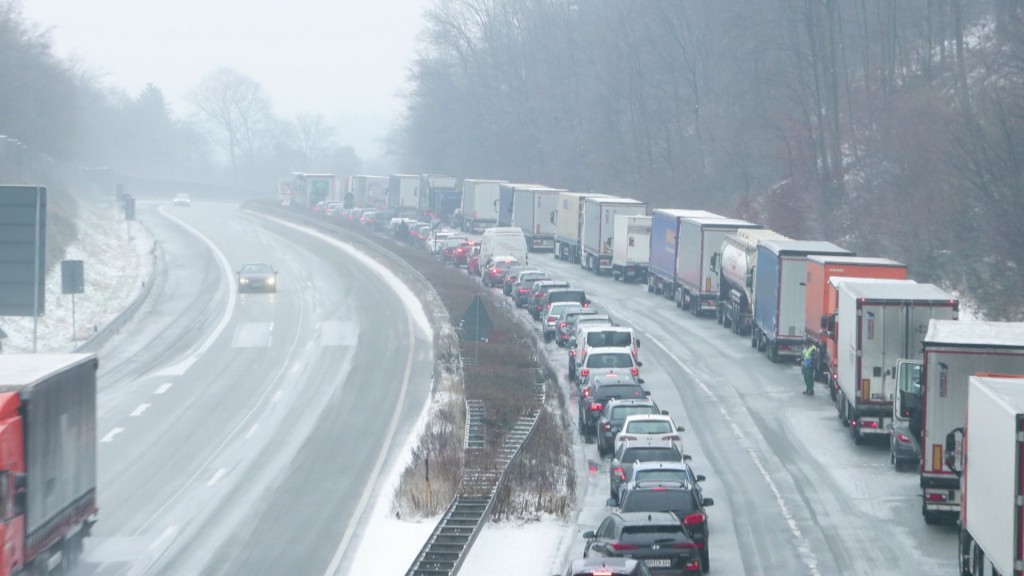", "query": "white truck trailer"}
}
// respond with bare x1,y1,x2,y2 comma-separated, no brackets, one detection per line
674,216,760,317
952,375,1024,576
457,179,504,233
835,282,959,444
896,321,1024,524
610,215,651,283
347,175,388,209
581,197,647,275
388,174,420,216
555,192,609,263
